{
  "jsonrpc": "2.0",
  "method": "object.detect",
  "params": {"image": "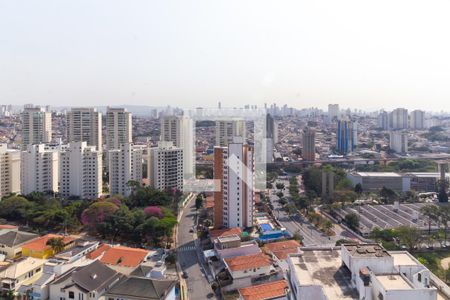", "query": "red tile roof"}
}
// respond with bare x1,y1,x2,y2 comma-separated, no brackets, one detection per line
210,227,242,238
0,225,18,230
21,234,75,251
224,253,271,272
264,240,300,260
100,246,149,268
239,280,288,300
86,244,111,260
